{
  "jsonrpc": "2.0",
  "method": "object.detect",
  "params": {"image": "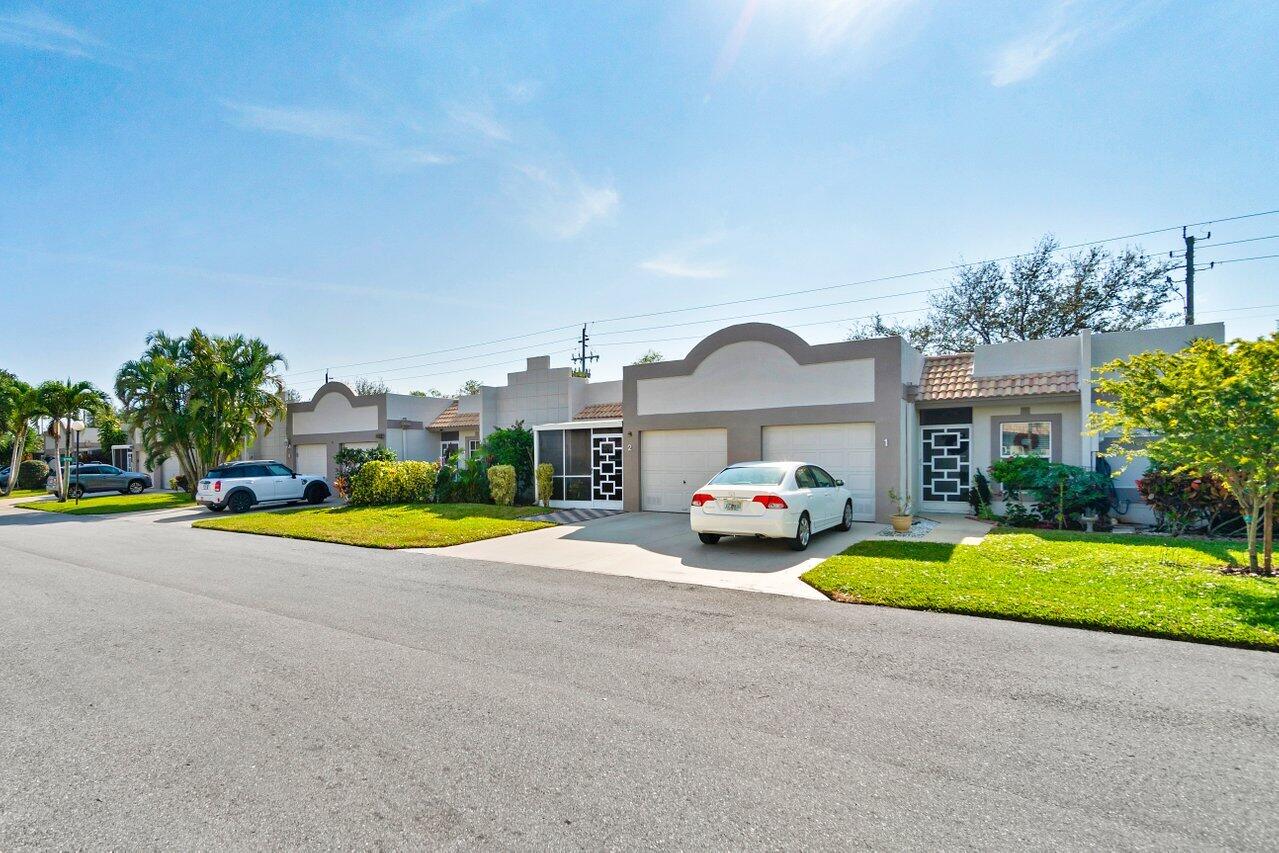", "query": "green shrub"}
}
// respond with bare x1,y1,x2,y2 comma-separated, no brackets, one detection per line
437,454,490,504
1001,501,1040,528
349,460,402,505
16,459,50,489
333,445,396,498
484,422,535,503
488,464,516,506
1136,464,1243,536
169,474,191,493
536,463,554,507
967,470,993,515
398,460,439,503
989,455,1051,497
